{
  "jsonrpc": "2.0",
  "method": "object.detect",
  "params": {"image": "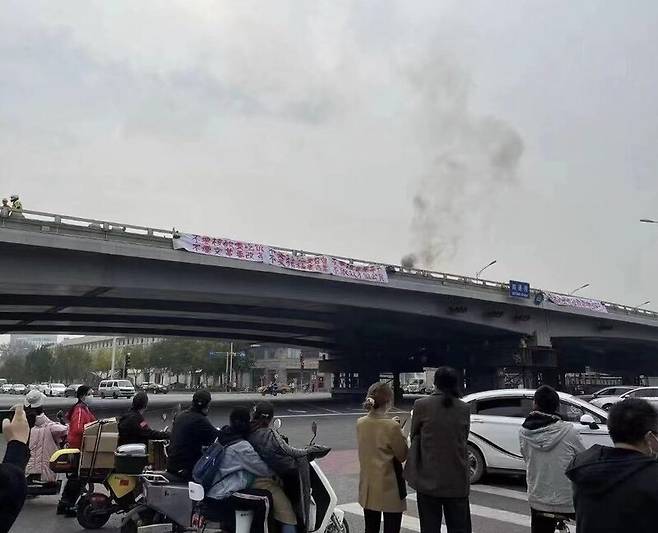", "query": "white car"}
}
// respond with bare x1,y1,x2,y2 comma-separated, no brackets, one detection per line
591,386,658,411
422,389,612,484
1,383,14,394
46,383,67,397
11,384,26,395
